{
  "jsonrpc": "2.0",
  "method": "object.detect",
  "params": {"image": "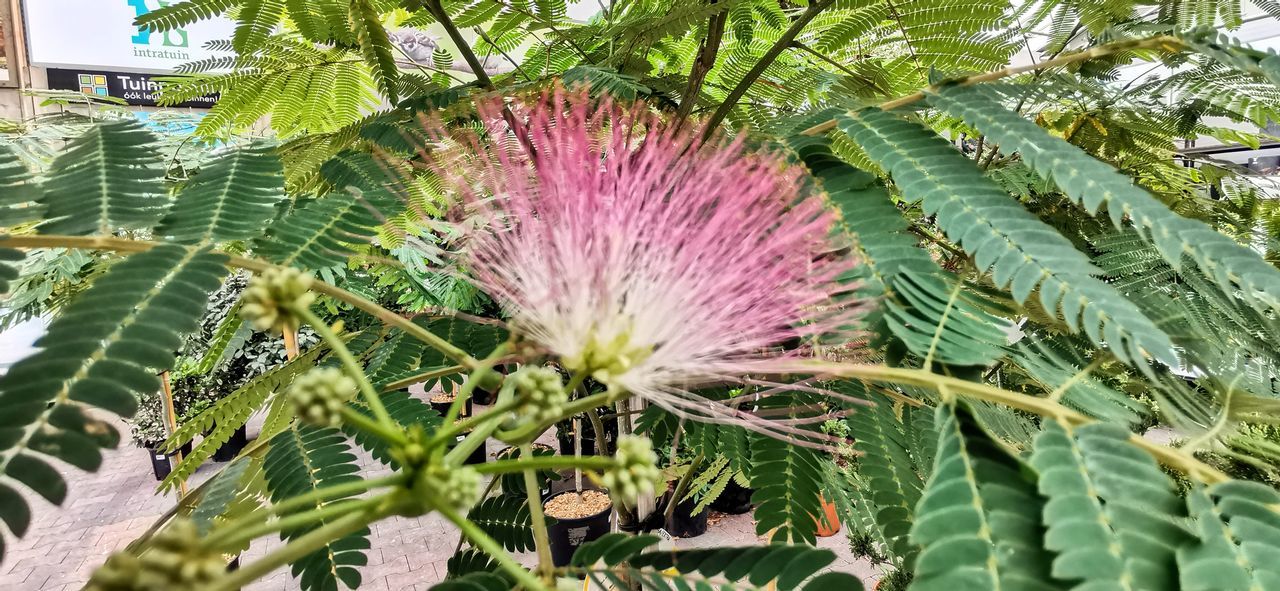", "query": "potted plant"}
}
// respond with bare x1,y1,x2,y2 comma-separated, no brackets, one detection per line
543,487,613,566
128,394,192,481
